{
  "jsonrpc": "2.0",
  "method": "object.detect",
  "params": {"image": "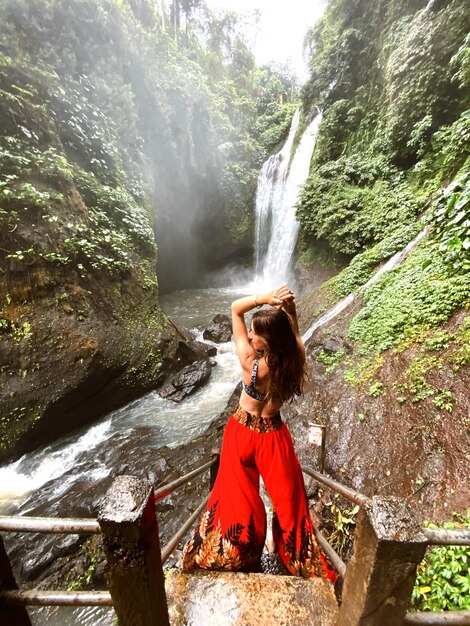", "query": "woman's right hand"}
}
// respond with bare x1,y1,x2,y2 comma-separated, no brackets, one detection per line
264,289,284,308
